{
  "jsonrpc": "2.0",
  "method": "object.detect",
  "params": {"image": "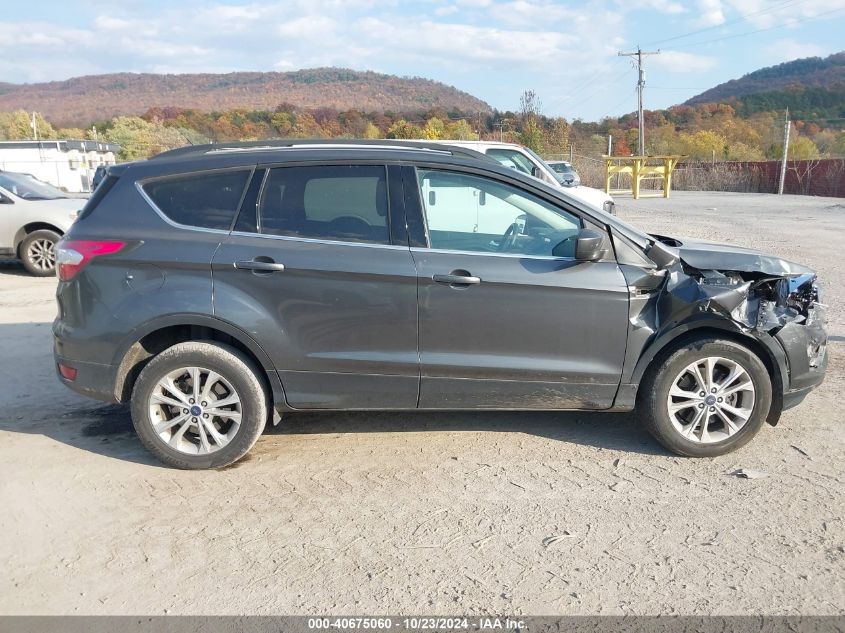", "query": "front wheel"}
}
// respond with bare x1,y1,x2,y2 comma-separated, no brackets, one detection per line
131,341,268,469
640,338,772,457
20,229,60,276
